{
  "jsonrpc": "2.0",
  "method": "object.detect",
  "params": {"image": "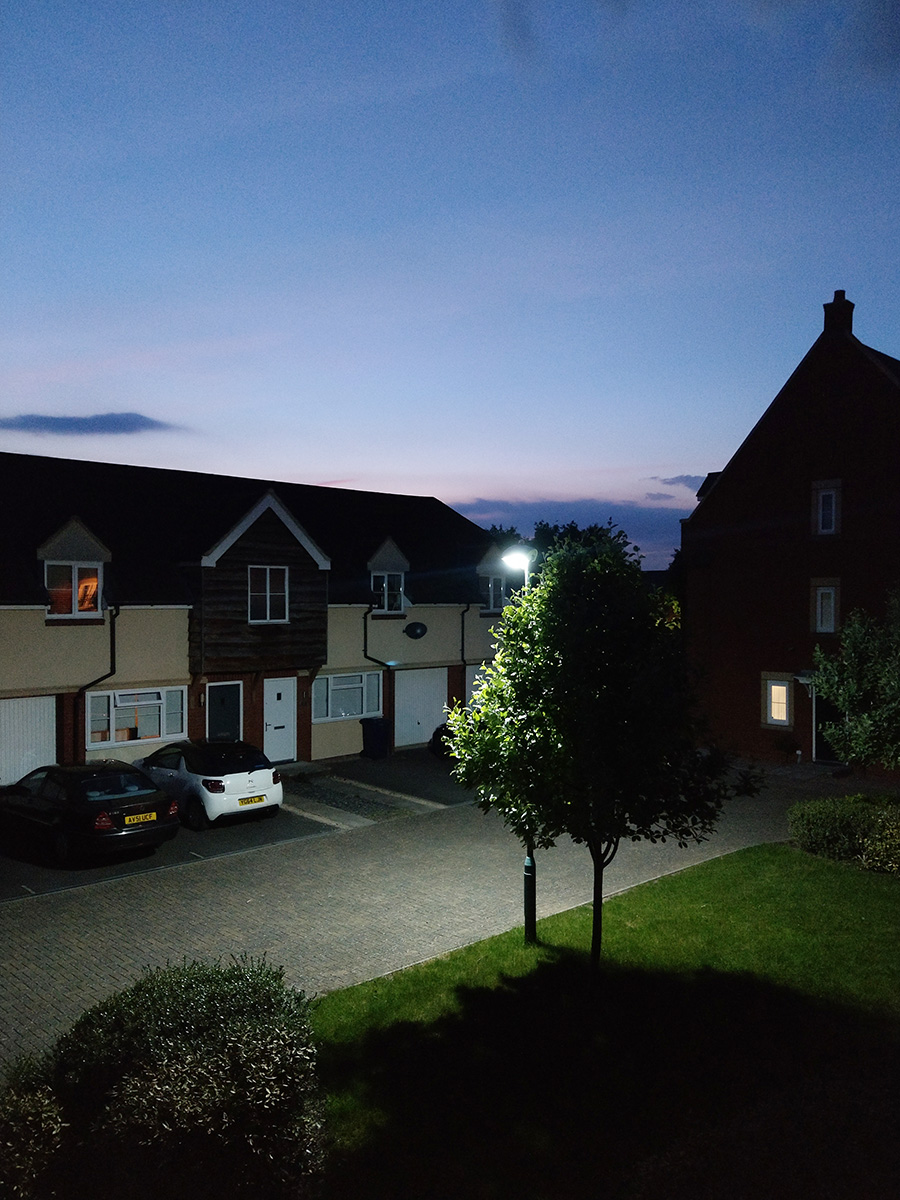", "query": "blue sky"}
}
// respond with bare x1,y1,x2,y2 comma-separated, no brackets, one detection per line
3,1,899,567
